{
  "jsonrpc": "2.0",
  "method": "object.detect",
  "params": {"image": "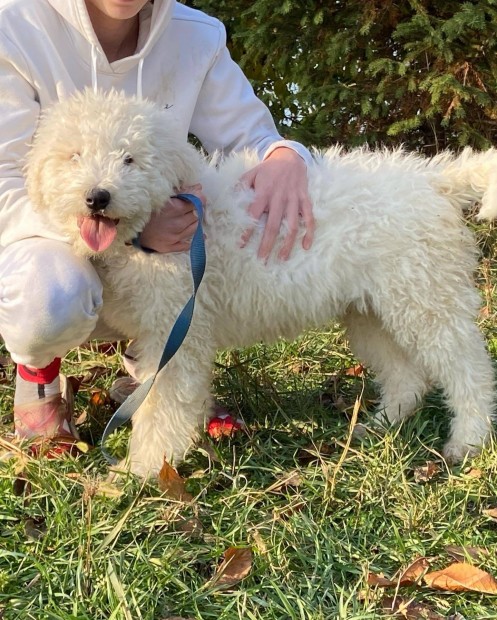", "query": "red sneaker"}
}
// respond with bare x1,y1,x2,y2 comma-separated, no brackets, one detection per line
207,405,245,439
